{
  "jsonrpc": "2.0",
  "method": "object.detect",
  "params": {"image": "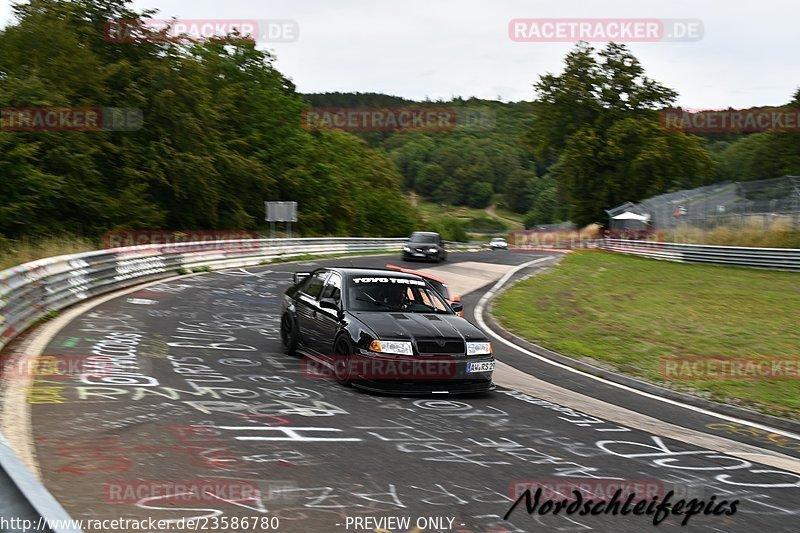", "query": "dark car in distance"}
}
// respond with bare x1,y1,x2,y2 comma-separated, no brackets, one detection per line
280,267,495,394
402,231,447,262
